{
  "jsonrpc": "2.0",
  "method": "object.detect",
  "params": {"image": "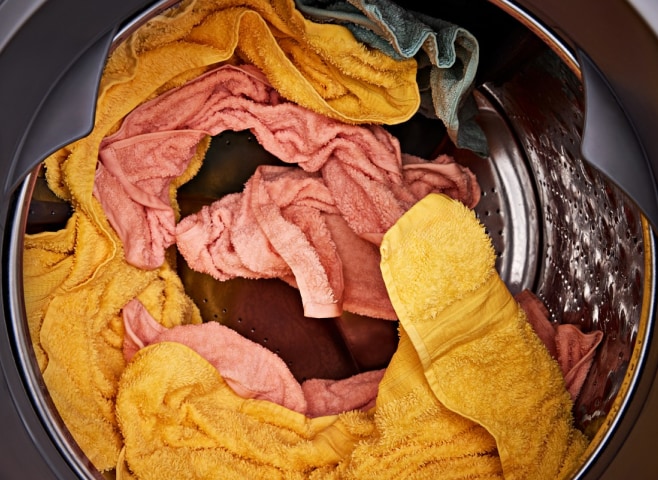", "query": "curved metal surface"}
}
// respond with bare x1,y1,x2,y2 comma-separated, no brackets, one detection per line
487,0,580,76
483,44,656,479
458,91,541,295
512,0,658,209
8,170,103,480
